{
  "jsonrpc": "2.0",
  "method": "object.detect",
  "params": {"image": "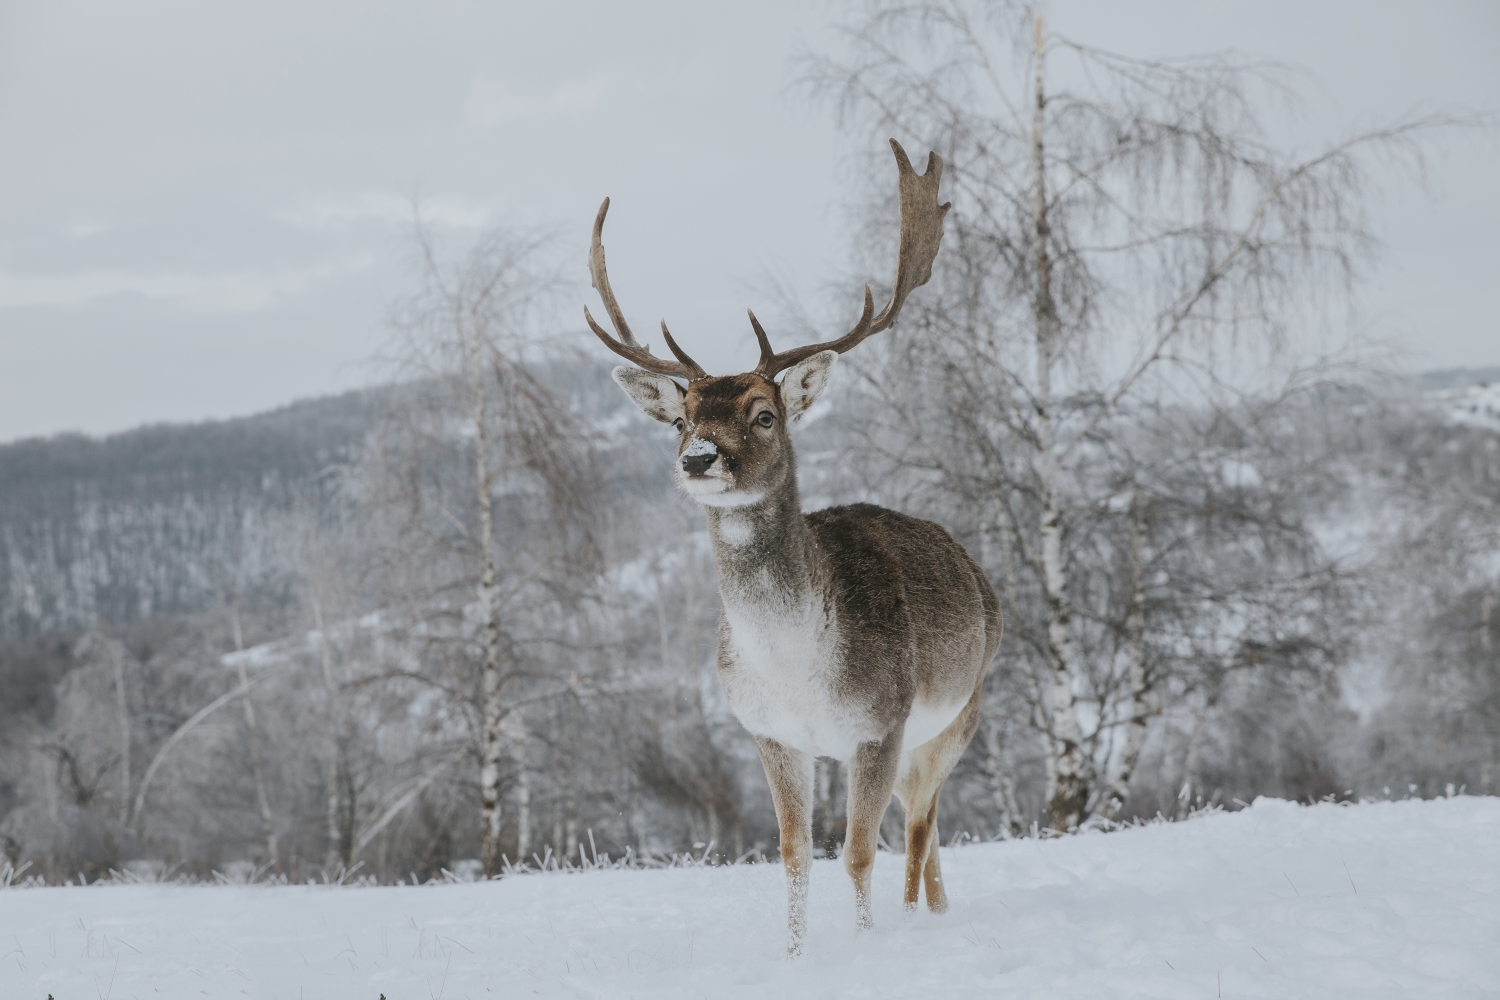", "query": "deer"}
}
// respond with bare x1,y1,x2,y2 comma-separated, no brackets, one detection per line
587,140,1001,955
